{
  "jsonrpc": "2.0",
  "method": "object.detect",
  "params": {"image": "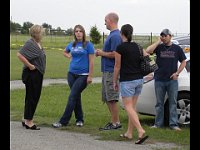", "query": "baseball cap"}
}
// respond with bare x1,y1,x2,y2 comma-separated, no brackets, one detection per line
160,29,172,36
